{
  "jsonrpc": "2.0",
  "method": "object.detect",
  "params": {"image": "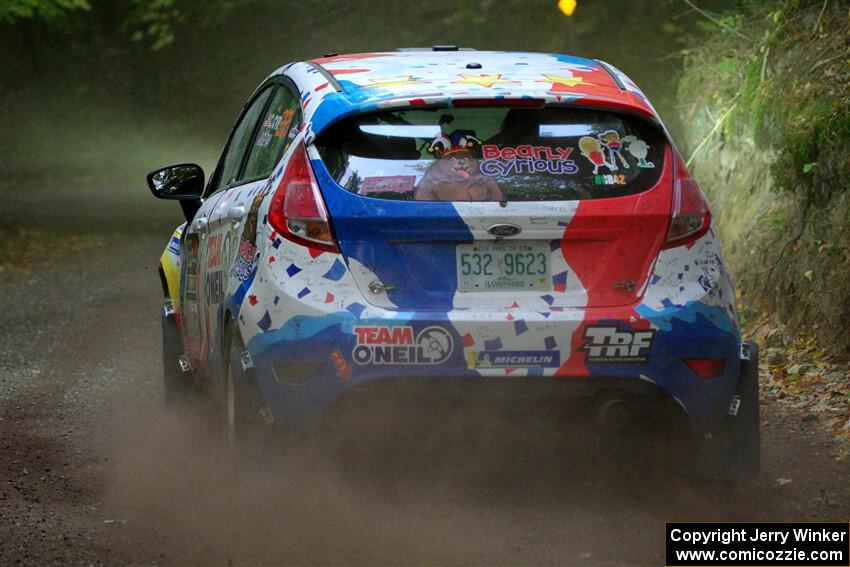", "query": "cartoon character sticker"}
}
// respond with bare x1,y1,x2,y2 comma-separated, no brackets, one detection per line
622,135,655,168
598,130,629,169
414,125,504,201
578,136,615,174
